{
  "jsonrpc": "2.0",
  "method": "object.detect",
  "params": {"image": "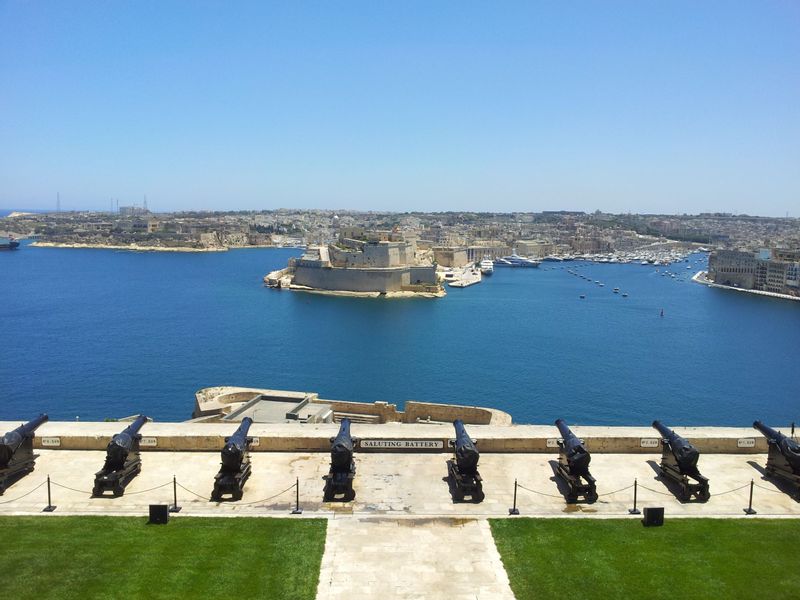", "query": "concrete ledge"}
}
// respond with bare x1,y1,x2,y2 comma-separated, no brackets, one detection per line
1,421,779,454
